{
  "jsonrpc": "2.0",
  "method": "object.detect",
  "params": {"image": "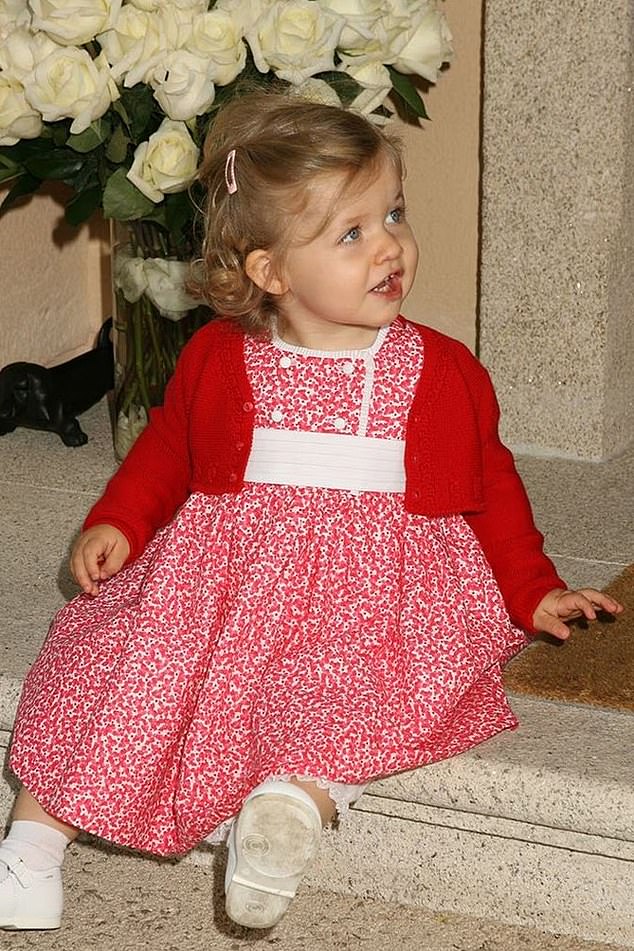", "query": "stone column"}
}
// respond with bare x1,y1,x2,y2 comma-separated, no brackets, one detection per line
479,2,634,460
